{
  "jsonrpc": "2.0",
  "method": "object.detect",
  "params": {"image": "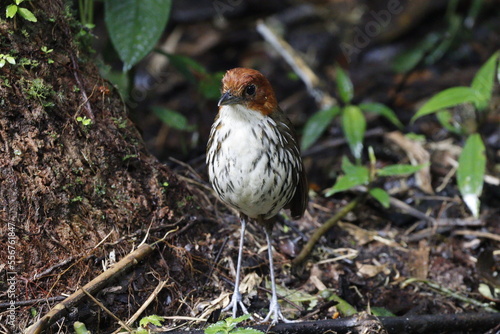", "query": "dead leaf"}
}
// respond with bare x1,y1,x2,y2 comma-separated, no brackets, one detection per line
386,131,434,194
